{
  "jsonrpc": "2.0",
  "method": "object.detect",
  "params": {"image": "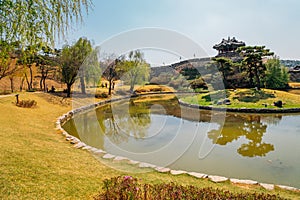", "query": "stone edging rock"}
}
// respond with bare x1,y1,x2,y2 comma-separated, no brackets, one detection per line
55,95,300,193
179,99,300,113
